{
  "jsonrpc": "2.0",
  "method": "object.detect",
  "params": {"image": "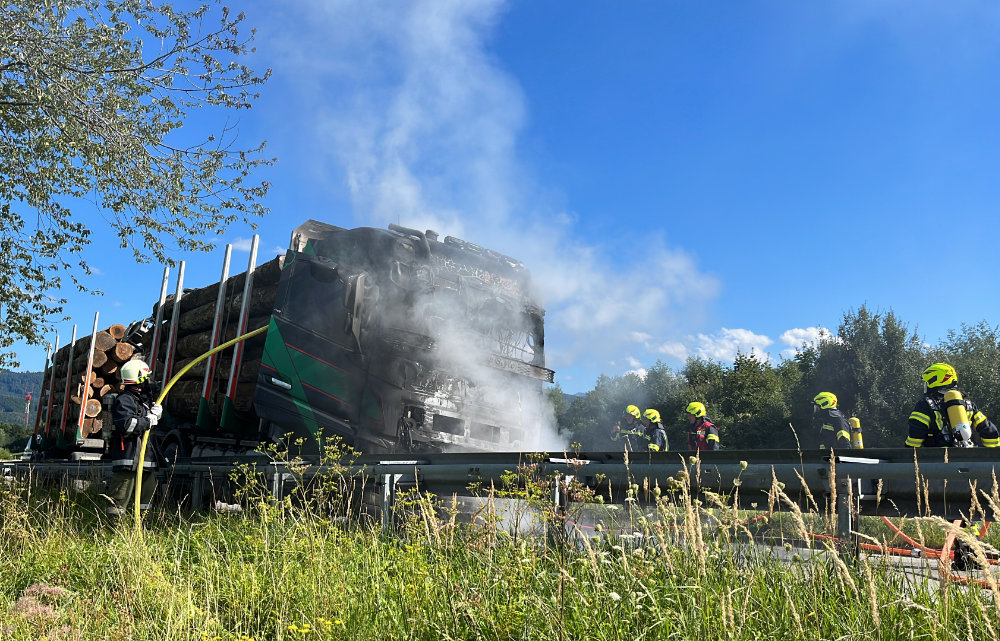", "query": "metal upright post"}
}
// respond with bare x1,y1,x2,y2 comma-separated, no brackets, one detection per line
57,325,78,446
34,341,56,451
162,261,186,385
198,245,233,428
220,236,259,432
74,312,100,443
149,266,170,384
